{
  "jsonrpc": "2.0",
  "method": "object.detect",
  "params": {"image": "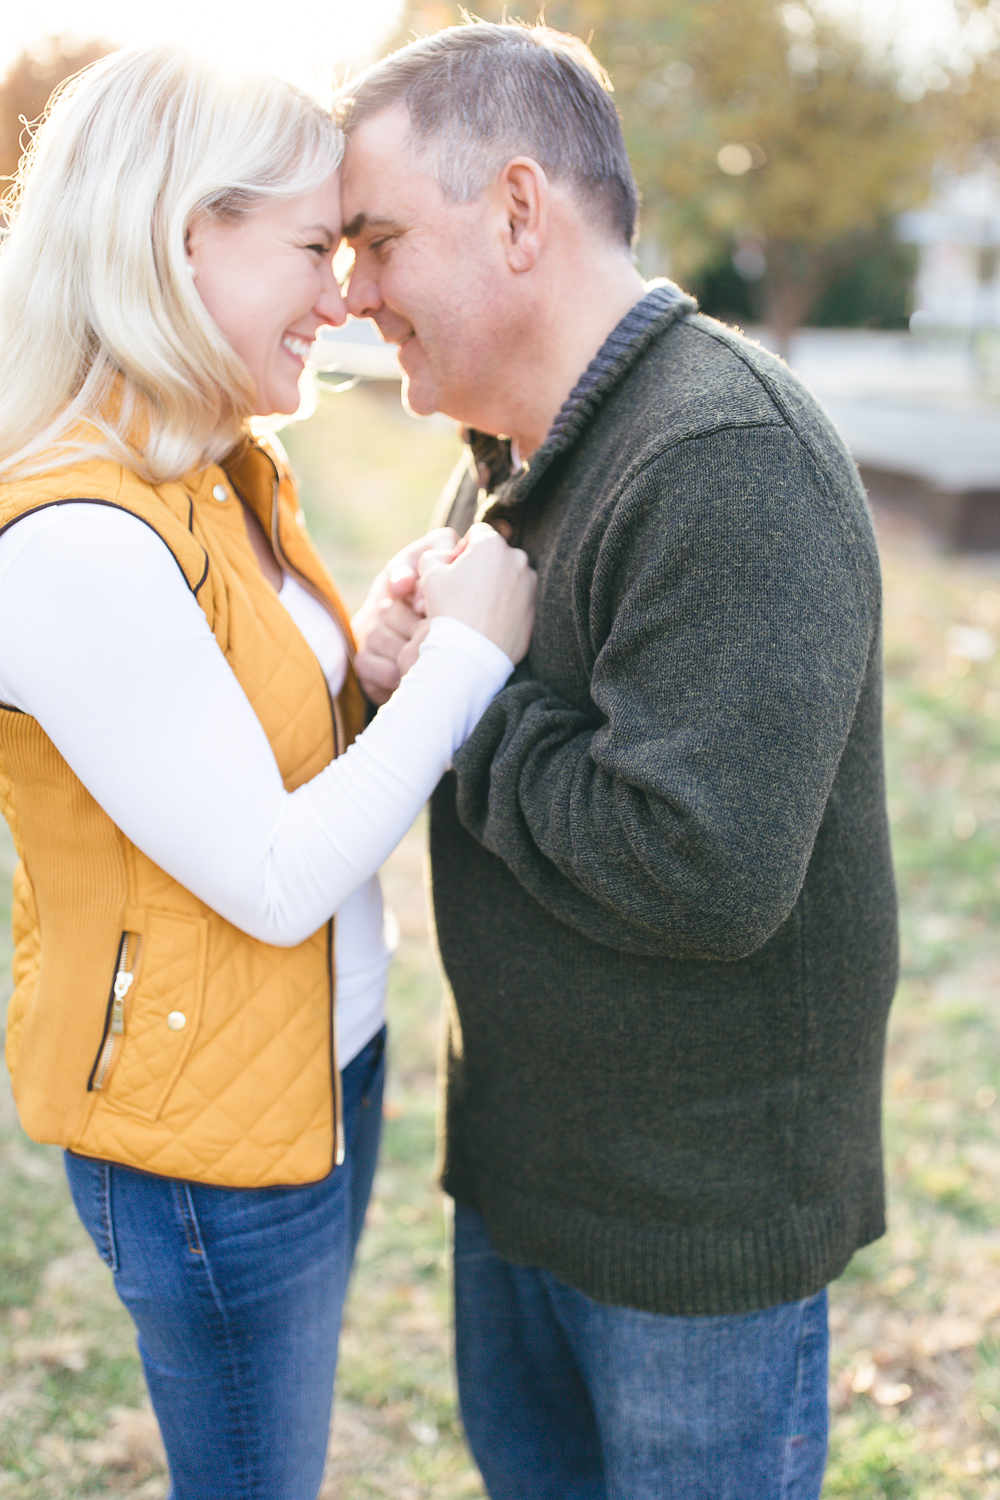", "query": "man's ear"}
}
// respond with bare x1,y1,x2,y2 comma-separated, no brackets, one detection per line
497,157,548,273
